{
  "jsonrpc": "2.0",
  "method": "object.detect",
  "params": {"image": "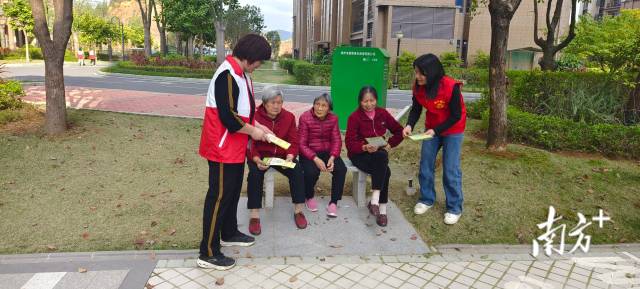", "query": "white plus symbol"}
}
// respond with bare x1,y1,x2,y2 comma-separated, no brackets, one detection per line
592,209,611,228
